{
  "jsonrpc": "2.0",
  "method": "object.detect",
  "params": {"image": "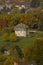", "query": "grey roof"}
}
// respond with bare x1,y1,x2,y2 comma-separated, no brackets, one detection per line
14,23,29,31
